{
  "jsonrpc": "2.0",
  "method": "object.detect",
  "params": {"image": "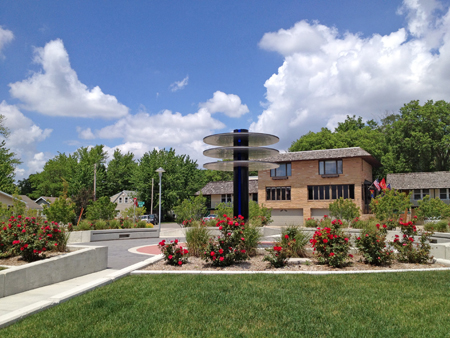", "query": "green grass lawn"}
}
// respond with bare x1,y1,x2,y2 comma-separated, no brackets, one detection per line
2,271,450,337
